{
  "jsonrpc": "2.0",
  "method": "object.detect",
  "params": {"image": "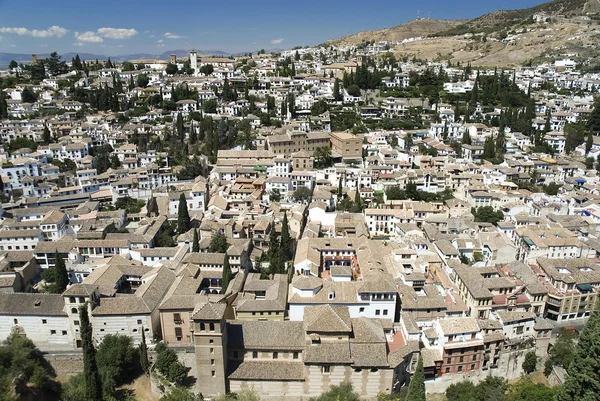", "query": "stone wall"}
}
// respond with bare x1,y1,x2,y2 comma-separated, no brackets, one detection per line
44,353,84,376
425,346,534,394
